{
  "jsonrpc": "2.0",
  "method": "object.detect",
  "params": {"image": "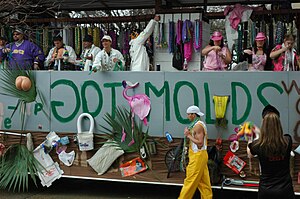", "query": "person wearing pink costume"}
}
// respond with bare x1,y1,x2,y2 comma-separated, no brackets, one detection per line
202,31,231,71
270,34,299,71
242,32,271,71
